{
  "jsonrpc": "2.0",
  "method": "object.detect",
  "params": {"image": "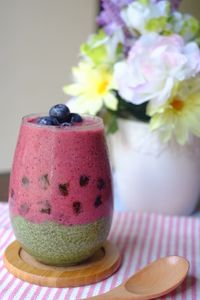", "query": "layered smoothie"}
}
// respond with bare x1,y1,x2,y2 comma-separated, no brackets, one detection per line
9,112,113,266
